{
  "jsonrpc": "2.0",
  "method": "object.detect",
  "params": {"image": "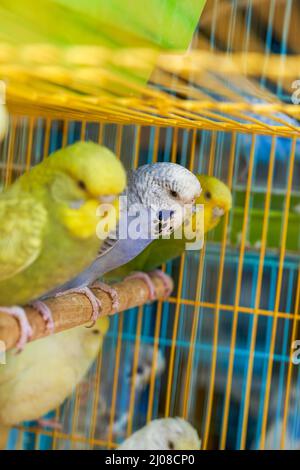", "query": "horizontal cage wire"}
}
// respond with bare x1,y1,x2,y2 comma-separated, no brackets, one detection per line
1,0,300,452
